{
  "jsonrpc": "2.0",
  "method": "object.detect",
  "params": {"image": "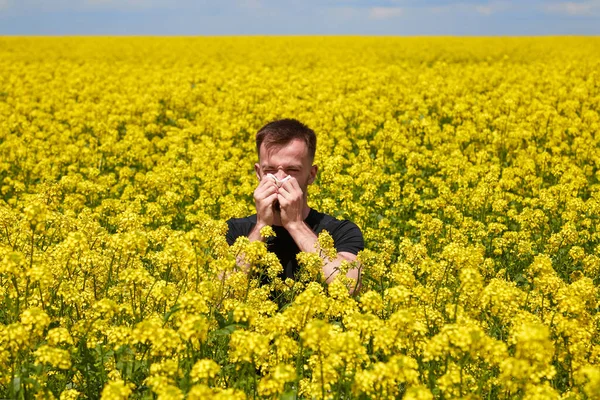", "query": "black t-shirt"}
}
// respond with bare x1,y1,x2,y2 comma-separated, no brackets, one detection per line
226,209,364,279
